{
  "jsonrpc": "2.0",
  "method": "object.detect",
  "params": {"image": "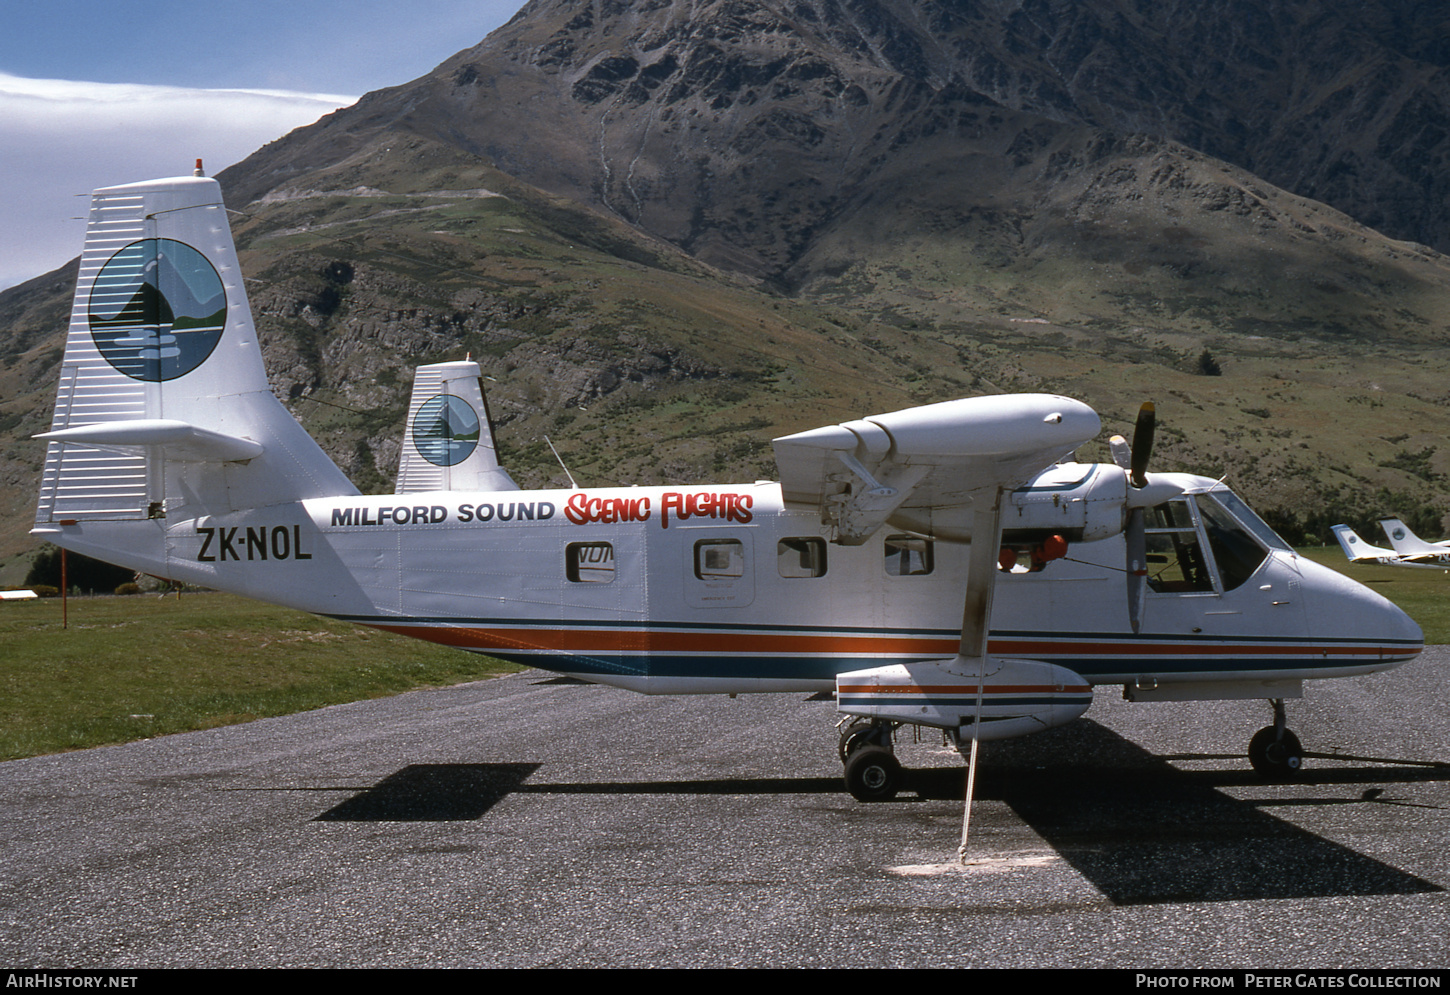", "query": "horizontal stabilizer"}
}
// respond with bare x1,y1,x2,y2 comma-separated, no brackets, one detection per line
37,419,264,463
